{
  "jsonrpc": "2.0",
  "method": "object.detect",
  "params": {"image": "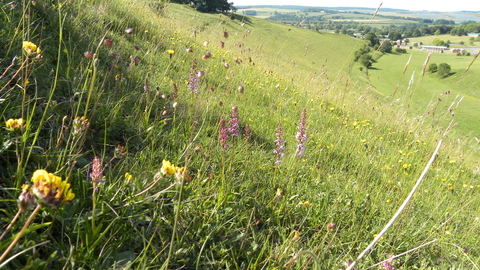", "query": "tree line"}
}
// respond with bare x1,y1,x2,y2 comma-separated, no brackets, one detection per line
450,22,480,35
171,0,235,12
